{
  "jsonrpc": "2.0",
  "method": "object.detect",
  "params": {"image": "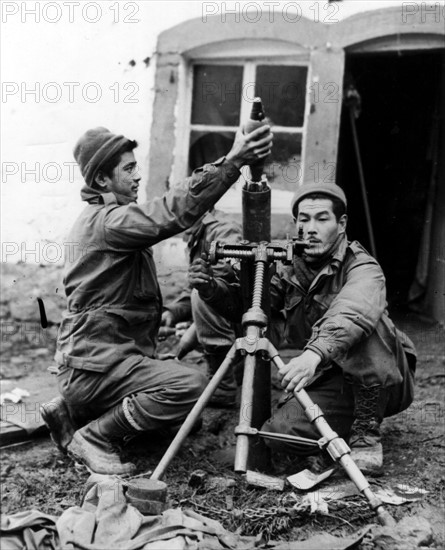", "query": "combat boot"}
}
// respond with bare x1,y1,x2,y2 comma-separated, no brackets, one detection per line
205,347,237,408
349,384,384,475
67,403,137,476
41,396,77,454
